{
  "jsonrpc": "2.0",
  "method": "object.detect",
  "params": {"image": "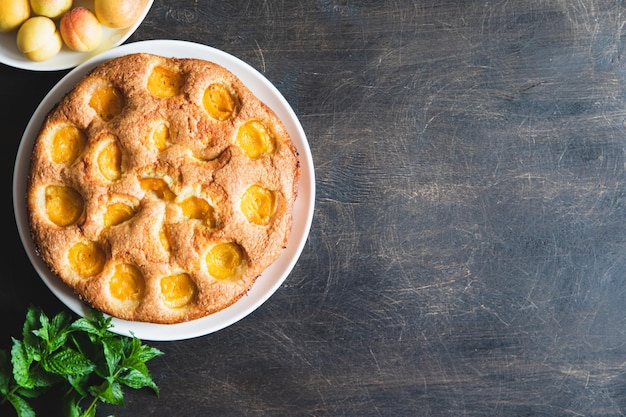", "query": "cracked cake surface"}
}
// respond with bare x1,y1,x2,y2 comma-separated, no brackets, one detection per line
27,52,300,324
